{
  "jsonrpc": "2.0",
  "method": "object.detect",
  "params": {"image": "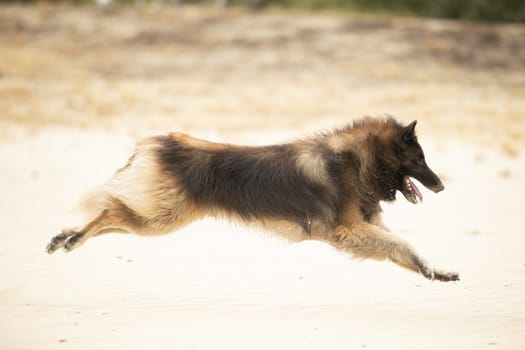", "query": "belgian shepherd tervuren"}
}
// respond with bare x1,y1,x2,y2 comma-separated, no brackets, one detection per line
46,117,459,282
